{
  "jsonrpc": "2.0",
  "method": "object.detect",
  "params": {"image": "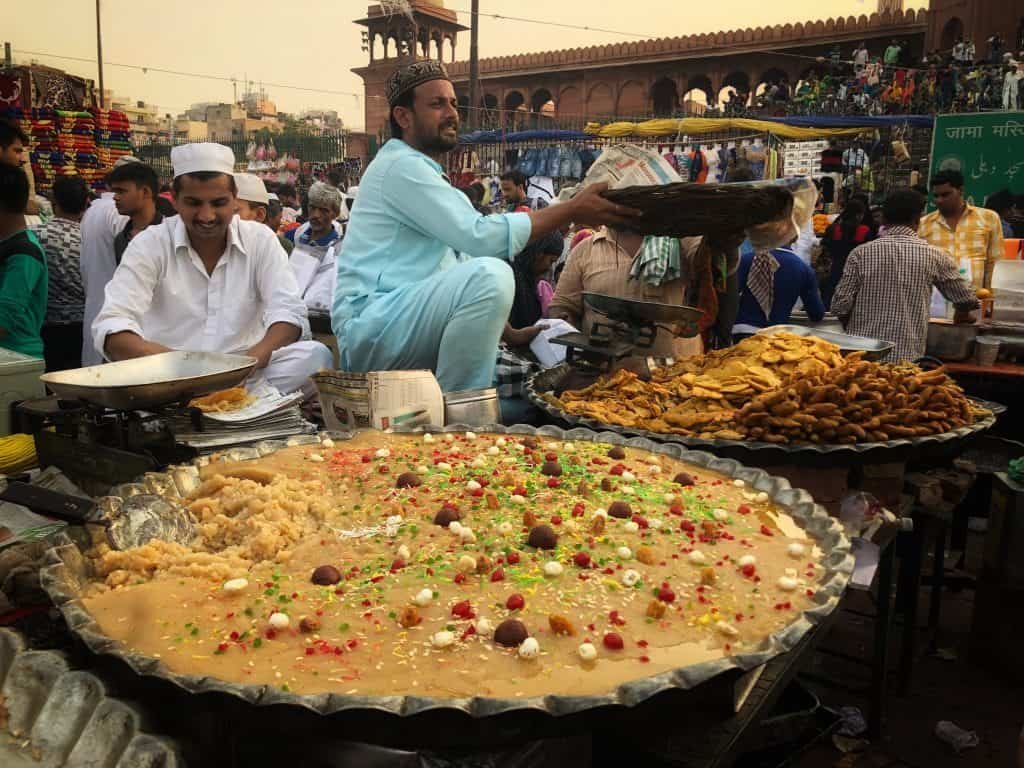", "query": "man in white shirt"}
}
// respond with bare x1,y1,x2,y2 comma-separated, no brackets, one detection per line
853,42,869,72
287,181,343,312
93,143,333,395
79,156,139,366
